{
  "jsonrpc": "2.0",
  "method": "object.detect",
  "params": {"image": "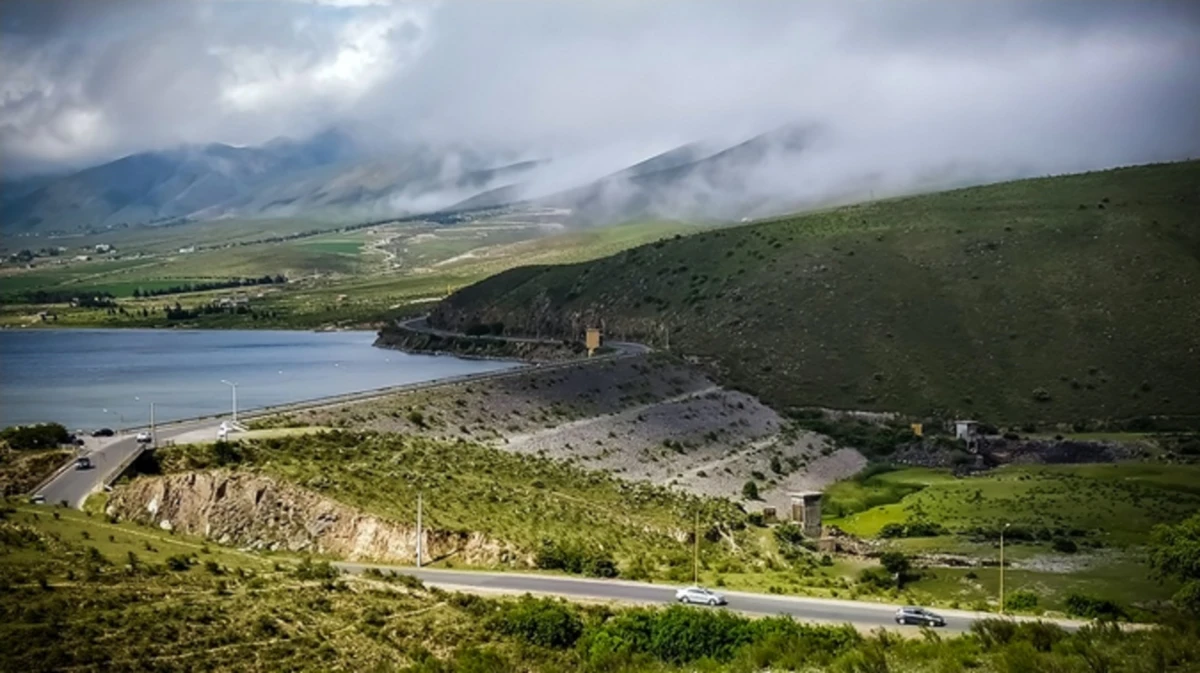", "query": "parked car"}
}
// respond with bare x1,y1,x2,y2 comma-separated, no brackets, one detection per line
135,432,152,443
894,606,946,627
30,494,45,505
675,586,727,606
75,456,93,470
92,428,115,437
